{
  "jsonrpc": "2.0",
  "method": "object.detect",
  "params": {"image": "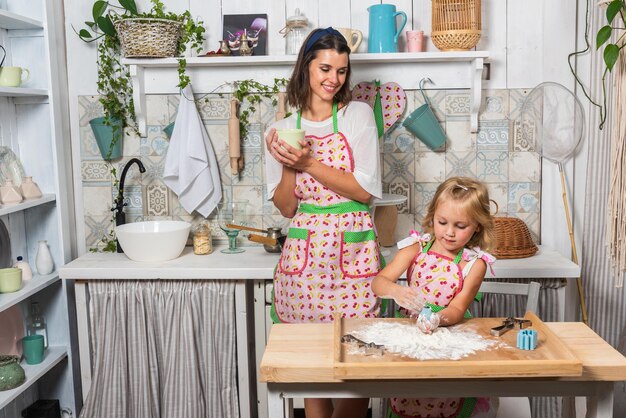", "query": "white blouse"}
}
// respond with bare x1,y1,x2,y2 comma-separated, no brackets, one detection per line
264,101,382,202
